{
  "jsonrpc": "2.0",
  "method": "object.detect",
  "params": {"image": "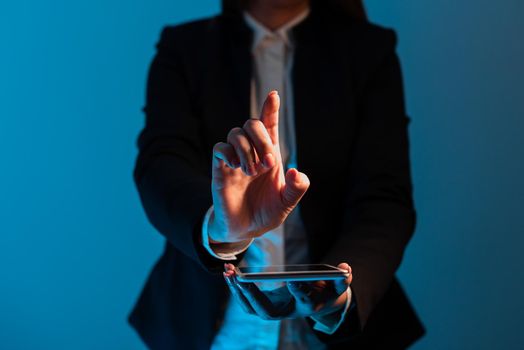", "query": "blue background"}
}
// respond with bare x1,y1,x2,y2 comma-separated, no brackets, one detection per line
1,0,523,349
